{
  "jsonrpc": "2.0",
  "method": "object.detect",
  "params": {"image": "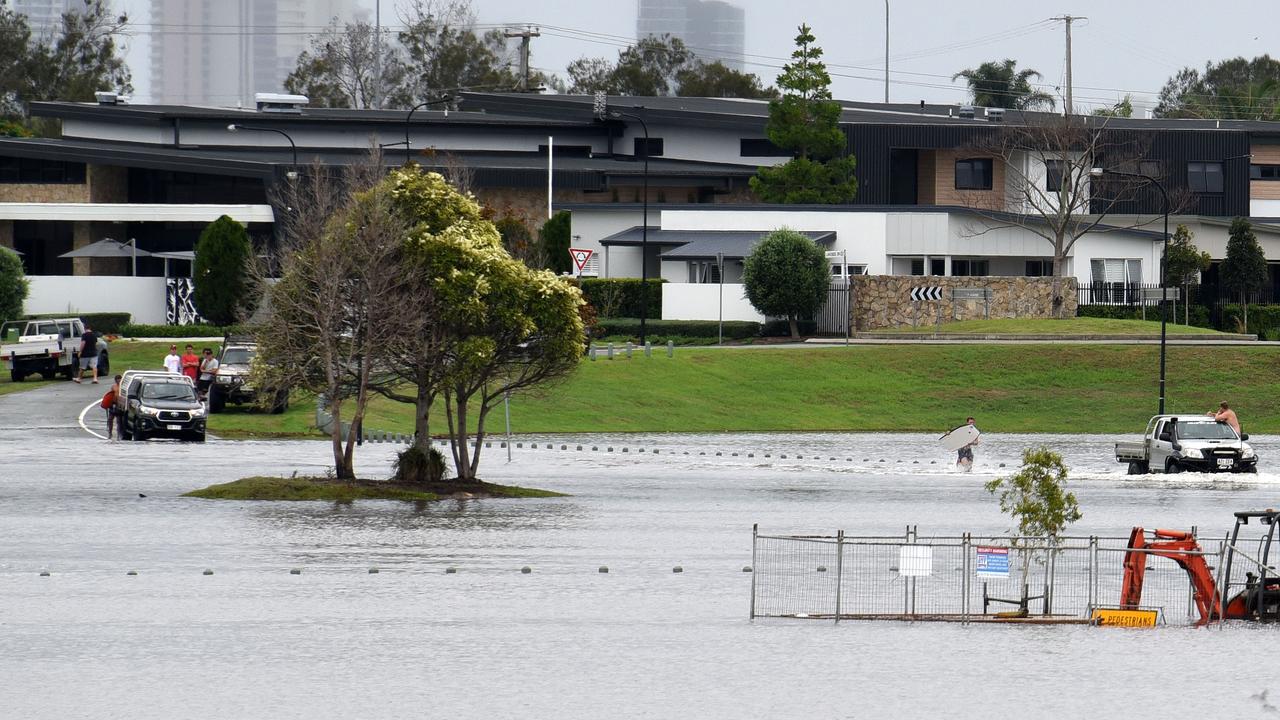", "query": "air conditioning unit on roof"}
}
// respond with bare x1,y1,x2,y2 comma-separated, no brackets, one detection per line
255,93,309,113
958,105,976,119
